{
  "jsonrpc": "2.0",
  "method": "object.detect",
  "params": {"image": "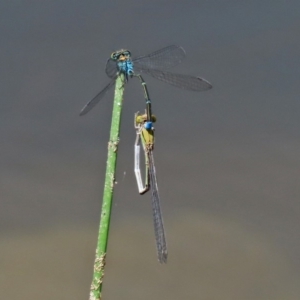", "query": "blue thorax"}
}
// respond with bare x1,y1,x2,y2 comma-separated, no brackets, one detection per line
117,60,134,80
